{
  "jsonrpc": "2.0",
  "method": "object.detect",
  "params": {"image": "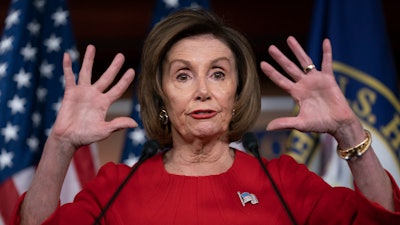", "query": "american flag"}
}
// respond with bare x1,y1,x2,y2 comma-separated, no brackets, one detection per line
0,0,98,224
121,0,210,166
